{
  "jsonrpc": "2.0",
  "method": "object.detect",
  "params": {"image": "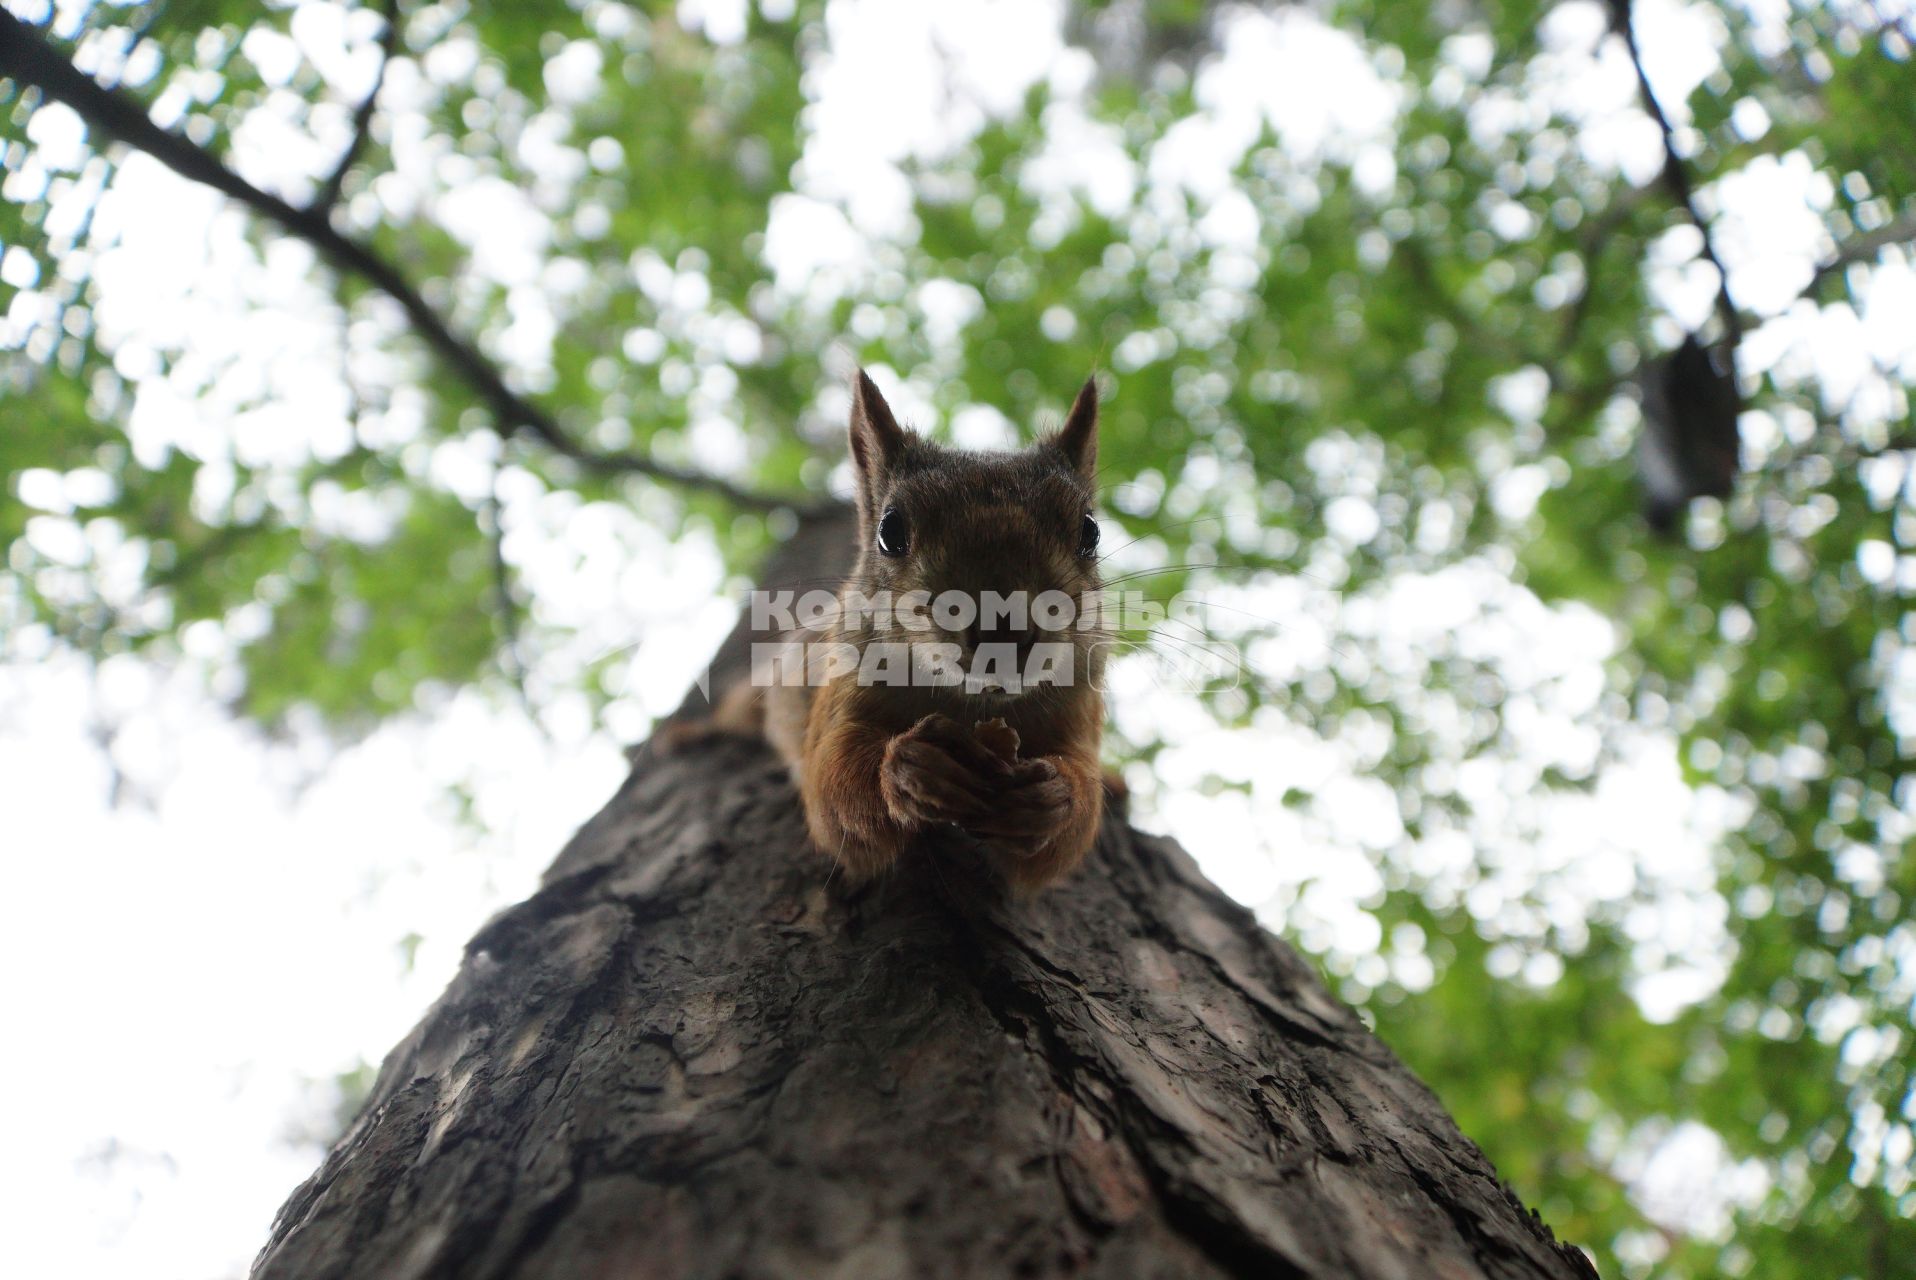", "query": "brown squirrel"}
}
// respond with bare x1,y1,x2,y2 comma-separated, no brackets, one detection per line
692,370,1109,893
